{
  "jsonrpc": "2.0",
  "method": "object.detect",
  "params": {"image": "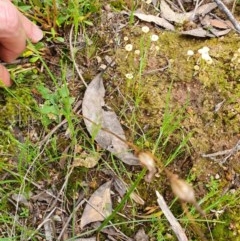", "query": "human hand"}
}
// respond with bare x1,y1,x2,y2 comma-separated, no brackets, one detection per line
0,0,43,87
